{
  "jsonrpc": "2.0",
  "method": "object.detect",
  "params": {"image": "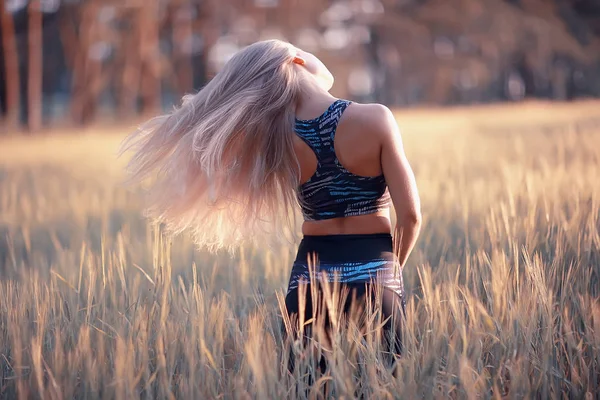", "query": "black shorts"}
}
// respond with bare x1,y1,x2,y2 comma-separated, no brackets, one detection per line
283,233,406,370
